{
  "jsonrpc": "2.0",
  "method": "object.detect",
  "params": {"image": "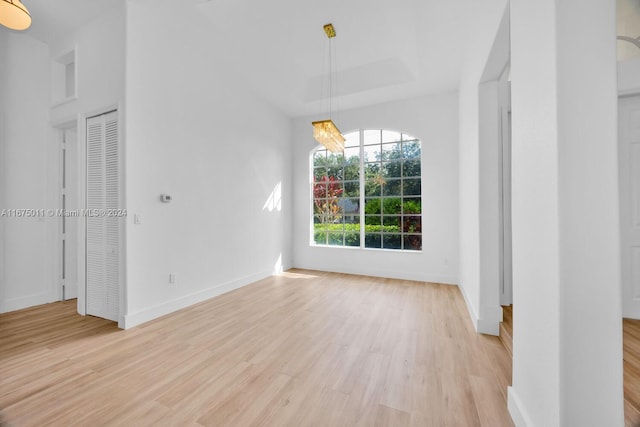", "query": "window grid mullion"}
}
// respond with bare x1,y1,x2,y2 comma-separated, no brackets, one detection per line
359,129,365,249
